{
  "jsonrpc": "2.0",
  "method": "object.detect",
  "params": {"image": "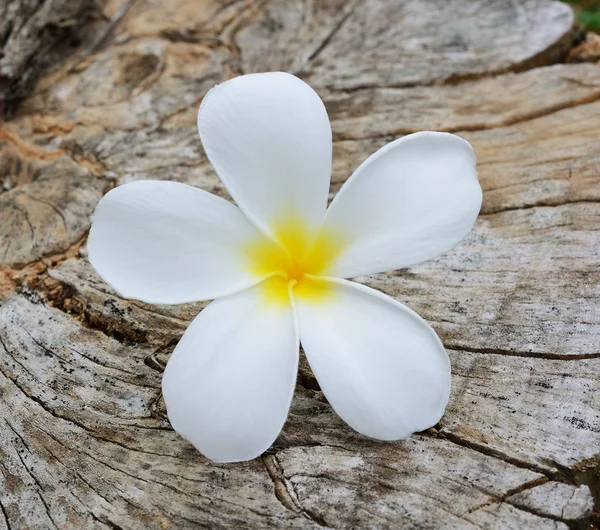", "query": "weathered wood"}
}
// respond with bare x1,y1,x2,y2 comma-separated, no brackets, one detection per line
332,98,600,212
0,294,590,529
508,482,594,530
22,38,231,130
47,257,204,344
0,0,598,528
0,152,106,267
0,0,103,116
324,63,600,140
238,0,576,88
